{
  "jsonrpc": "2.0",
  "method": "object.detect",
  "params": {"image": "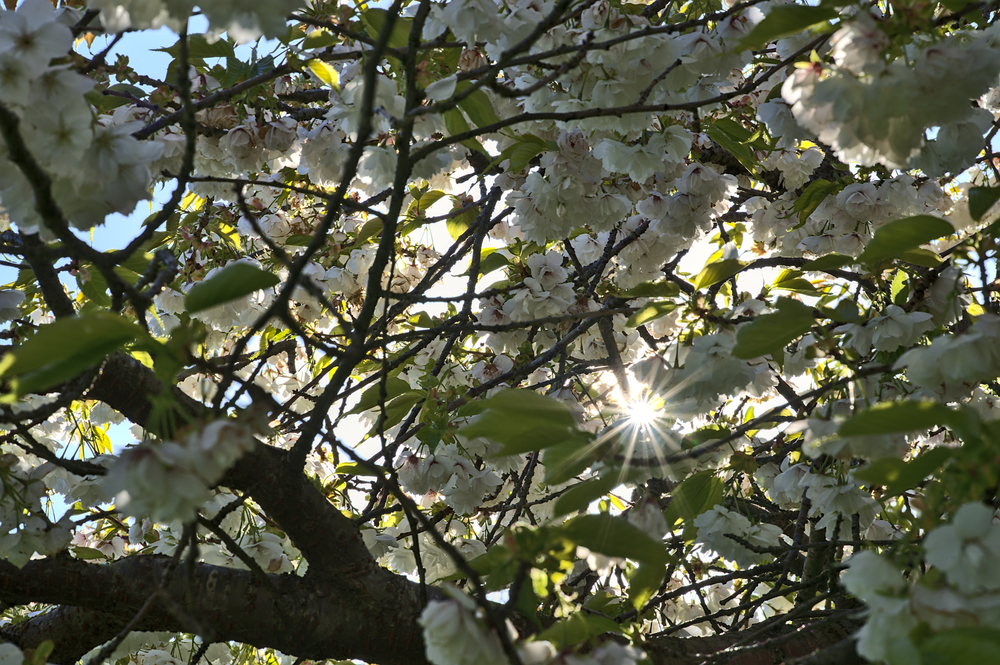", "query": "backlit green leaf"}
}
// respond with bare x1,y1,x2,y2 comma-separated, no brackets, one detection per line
185,263,280,314
457,84,500,129
854,447,953,497
803,254,854,271
536,613,623,650
359,8,412,49
663,470,725,528
553,476,619,517
741,6,839,51
838,401,956,436
618,281,681,299
919,627,1000,665
628,562,665,611
968,186,1000,221
693,259,744,290
560,513,669,565
626,301,677,328
732,298,814,359
348,377,413,414
794,179,843,224
0,312,148,398
858,215,953,265
305,59,340,91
